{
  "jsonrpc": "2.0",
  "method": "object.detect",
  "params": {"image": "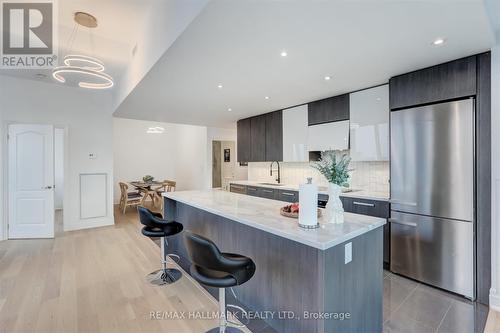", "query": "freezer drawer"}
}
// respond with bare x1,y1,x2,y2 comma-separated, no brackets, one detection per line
390,211,474,298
